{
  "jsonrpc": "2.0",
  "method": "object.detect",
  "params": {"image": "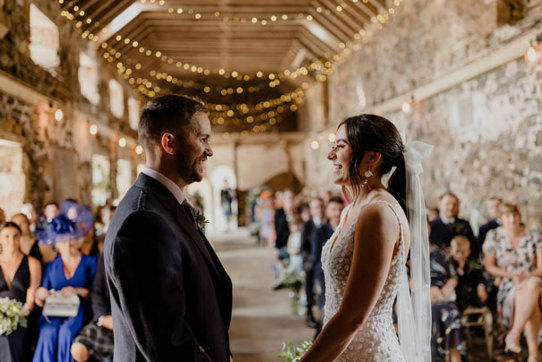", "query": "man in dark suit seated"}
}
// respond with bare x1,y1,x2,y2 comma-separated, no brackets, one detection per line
311,196,344,335
478,196,502,247
71,253,114,362
105,95,233,362
300,197,325,328
430,192,477,257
